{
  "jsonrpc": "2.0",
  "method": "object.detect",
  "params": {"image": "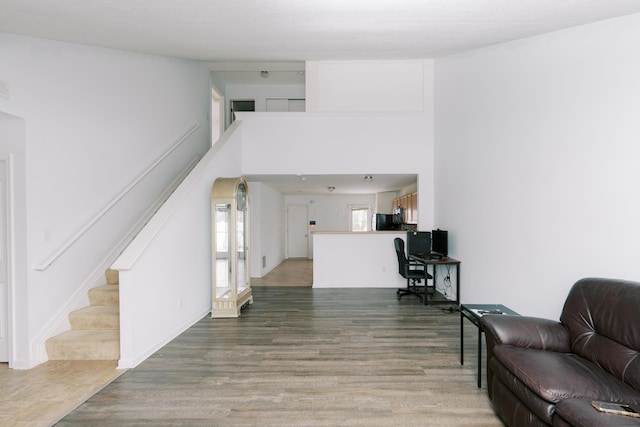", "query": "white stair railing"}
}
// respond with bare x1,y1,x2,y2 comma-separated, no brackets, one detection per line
34,123,201,271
